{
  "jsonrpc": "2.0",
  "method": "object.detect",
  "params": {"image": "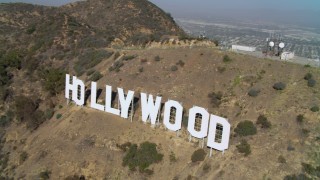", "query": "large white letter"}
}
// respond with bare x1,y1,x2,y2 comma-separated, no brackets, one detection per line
105,85,120,116
140,93,162,124
65,74,74,99
187,106,209,138
207,115,230,151
66,75,85,106
163,100,183,131
118,88,134,119
90,82,104,111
